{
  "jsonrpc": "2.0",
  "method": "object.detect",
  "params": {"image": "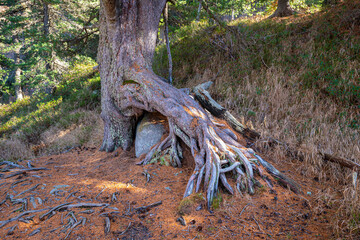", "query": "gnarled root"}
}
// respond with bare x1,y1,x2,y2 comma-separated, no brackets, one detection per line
140,114,300,210
109,69,300,210
183,124,300,209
